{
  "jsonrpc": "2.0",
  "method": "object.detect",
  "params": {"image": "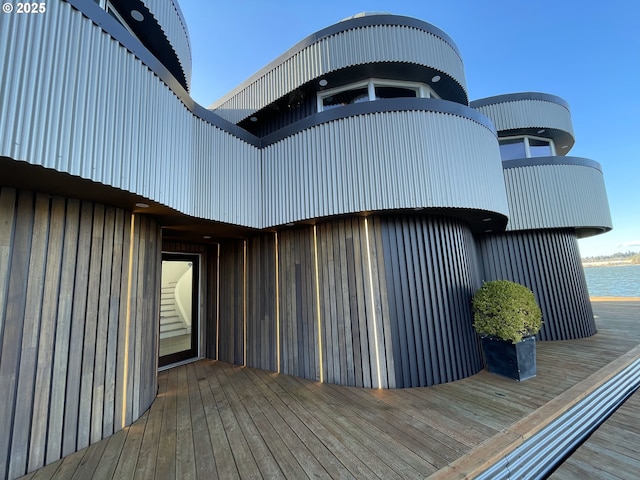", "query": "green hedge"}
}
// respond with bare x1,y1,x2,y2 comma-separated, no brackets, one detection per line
472,280,542,344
